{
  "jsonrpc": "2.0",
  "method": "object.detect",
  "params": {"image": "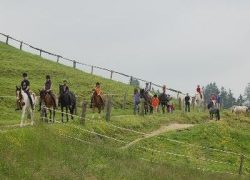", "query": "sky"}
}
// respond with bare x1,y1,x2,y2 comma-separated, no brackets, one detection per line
1,0,250,97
